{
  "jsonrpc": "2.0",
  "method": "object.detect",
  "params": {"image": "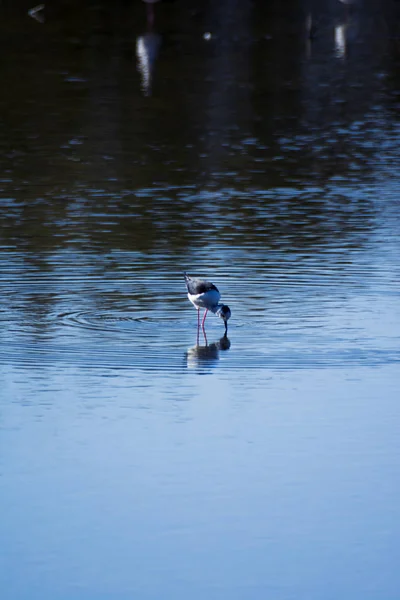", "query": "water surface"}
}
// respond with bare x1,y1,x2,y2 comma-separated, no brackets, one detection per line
1,1,400,598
